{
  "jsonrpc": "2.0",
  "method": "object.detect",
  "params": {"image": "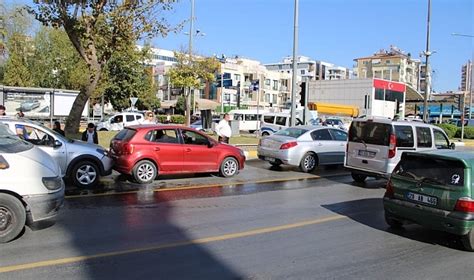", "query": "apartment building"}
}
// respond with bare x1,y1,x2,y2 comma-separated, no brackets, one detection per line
461,60,473,92
354,45,421,91
265,56,352,82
